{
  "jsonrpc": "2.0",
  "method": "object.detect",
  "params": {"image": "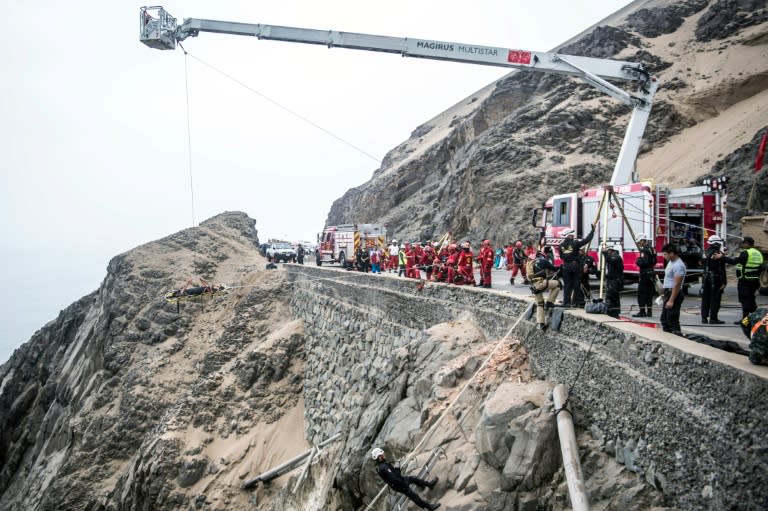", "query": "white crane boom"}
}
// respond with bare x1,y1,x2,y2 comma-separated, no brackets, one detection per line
139,6,657,185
